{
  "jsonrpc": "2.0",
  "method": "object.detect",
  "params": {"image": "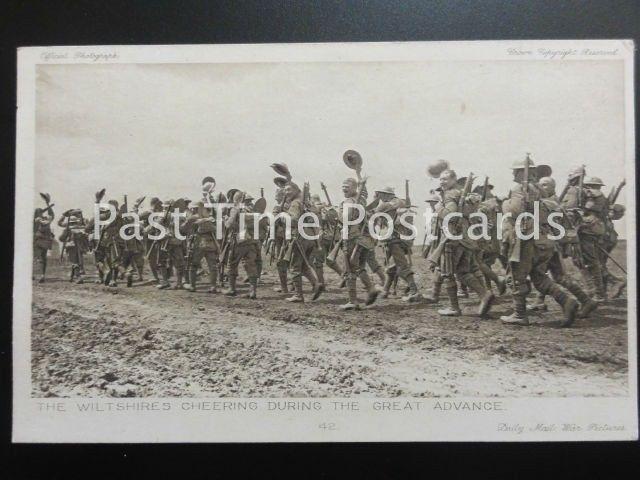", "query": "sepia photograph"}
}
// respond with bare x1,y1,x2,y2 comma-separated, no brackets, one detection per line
13,41,637,442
